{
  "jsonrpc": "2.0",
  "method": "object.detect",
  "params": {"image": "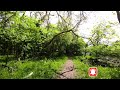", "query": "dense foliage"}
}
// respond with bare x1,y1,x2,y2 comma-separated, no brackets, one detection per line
0,56,67,79
0,11,86,61
1,11,120,79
